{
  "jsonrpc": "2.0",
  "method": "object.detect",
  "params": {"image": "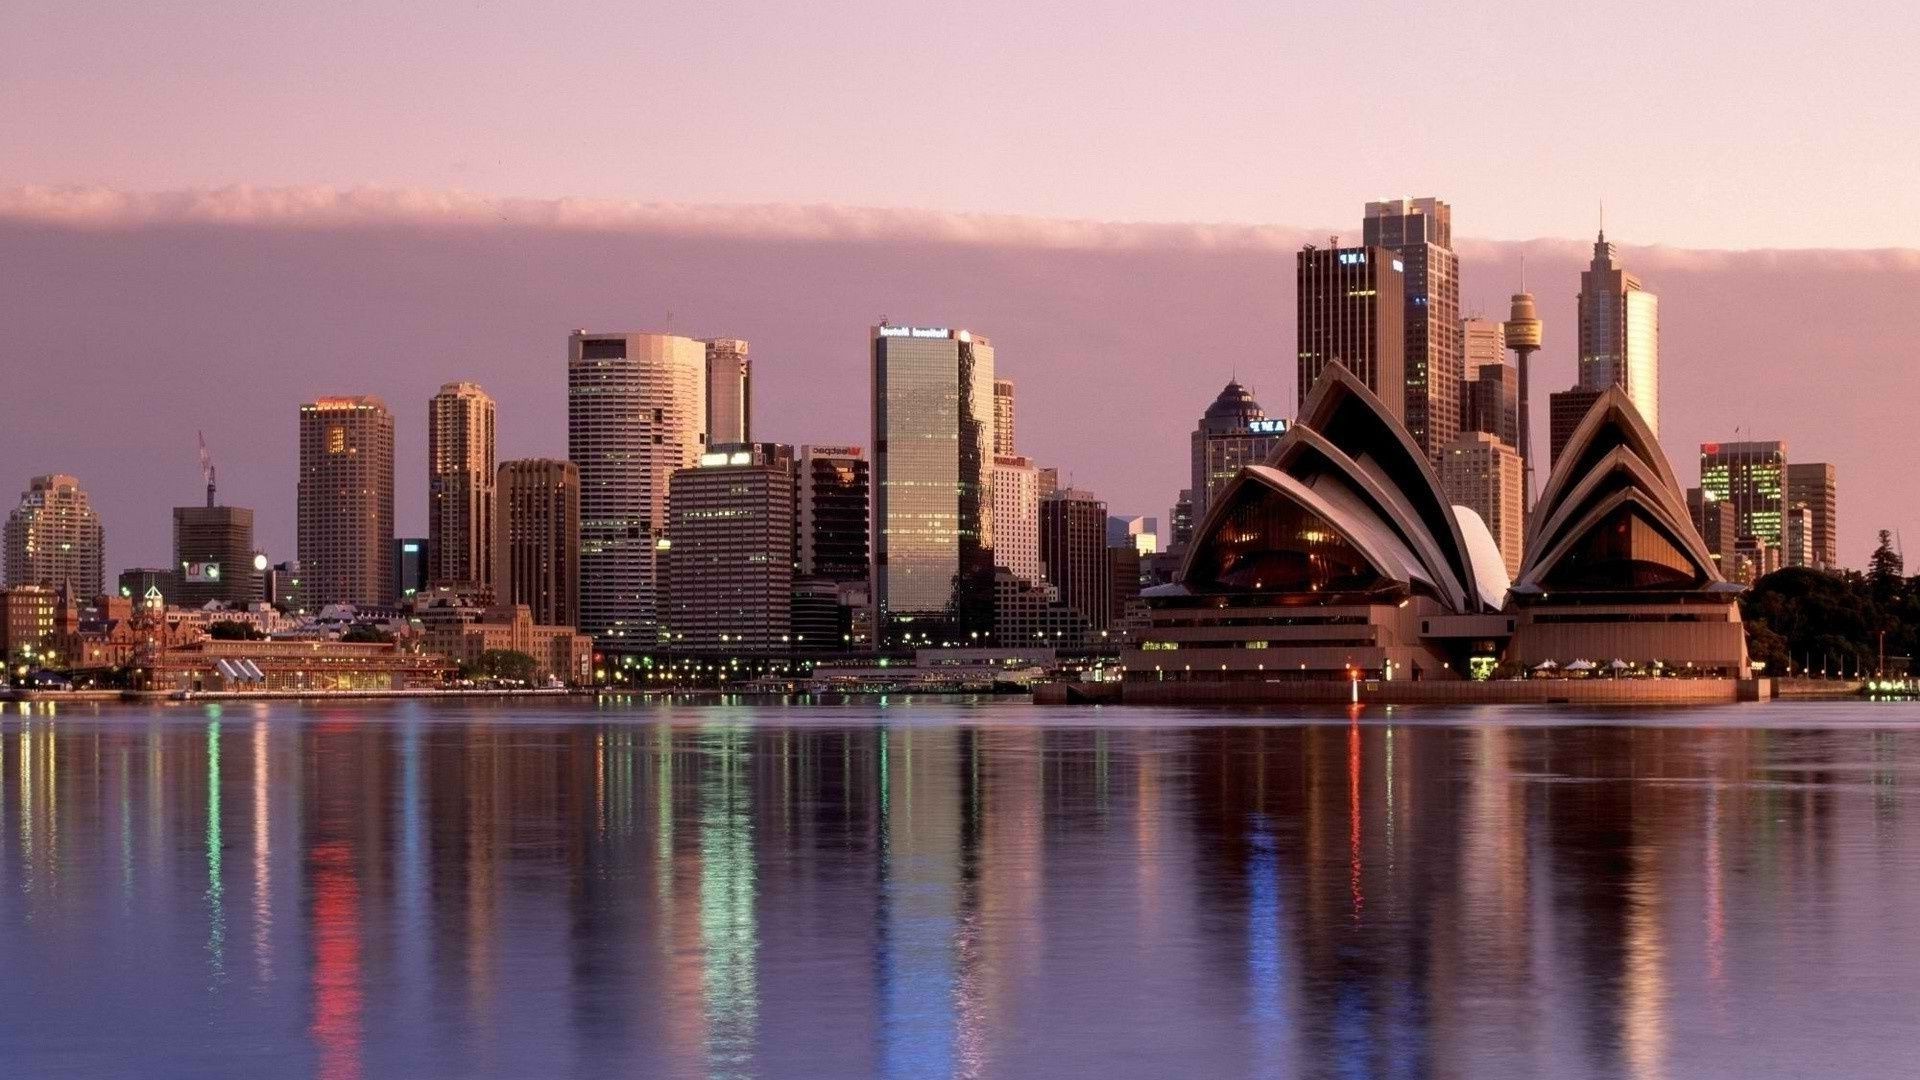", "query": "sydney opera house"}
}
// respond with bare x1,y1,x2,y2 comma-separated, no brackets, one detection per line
1121,366,1757,703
